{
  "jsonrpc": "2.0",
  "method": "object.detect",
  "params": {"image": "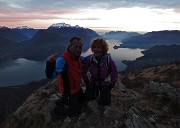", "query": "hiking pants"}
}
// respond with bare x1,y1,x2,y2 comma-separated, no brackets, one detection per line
55,89,84,117
85,83,111,106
